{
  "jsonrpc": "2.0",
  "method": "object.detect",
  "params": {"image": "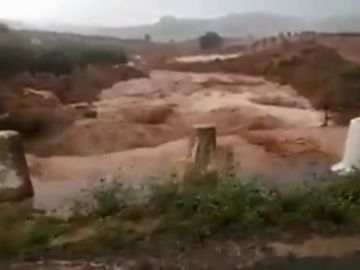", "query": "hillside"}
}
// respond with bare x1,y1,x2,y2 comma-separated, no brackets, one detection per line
94,13,305,41
5,12,360,42
94,14,360,41
317,15,360,33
